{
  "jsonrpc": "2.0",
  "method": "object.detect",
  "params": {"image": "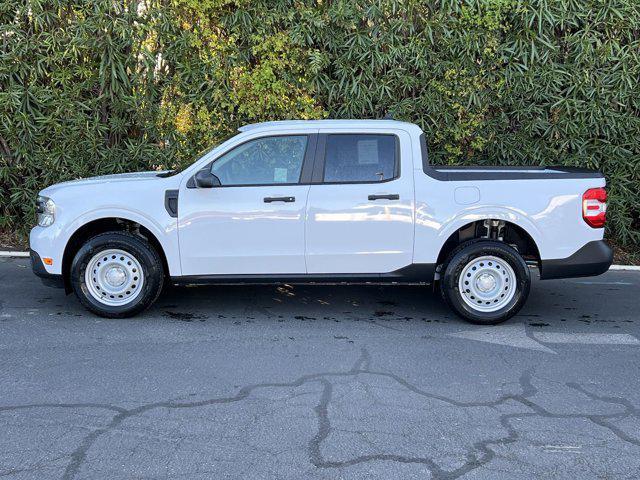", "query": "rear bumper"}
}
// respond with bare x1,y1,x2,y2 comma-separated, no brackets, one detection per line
30,249,65,288
540,240,613,280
